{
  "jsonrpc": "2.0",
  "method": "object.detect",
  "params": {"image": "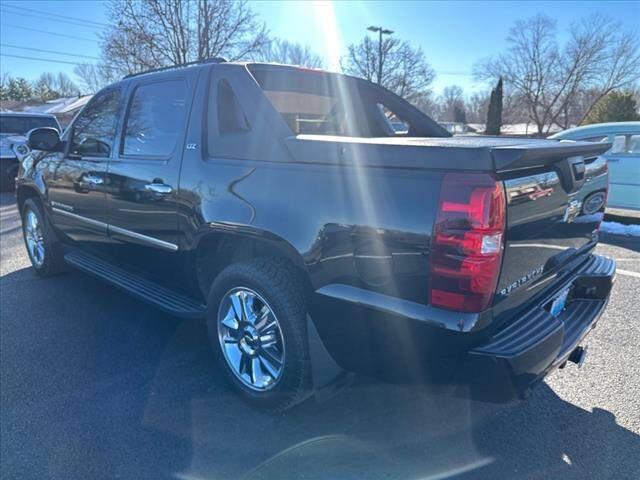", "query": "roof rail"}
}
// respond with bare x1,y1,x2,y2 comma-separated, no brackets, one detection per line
122,57,227,80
